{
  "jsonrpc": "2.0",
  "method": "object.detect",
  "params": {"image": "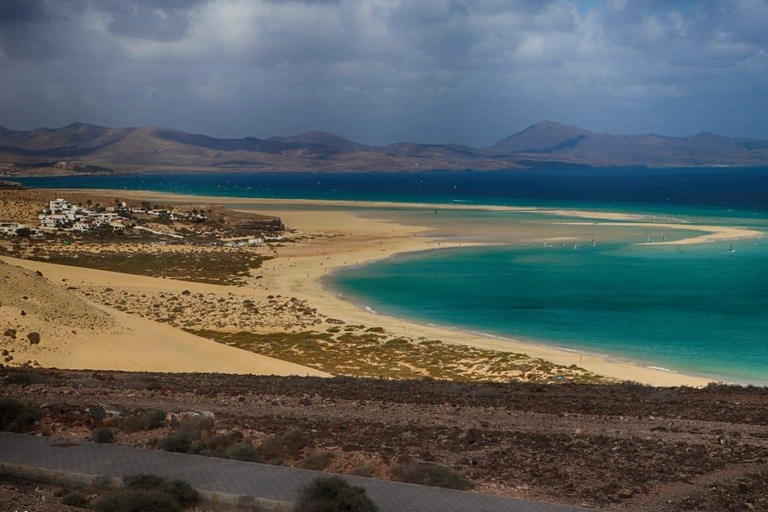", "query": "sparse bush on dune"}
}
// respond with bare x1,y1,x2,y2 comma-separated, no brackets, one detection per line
294,476,378,512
